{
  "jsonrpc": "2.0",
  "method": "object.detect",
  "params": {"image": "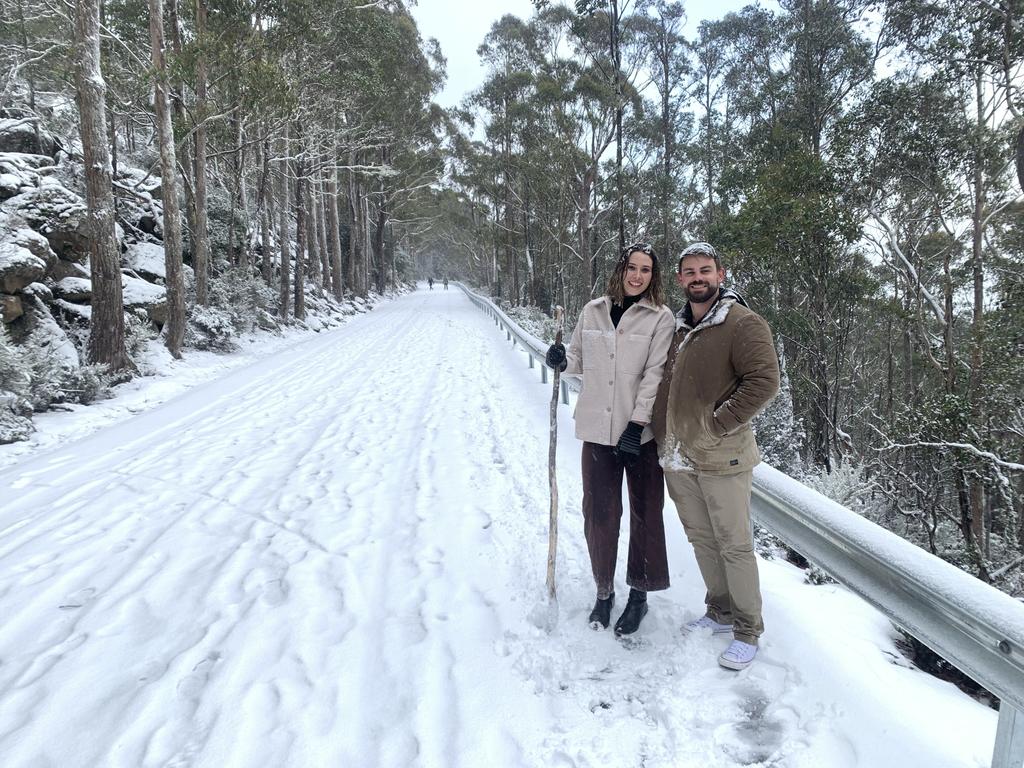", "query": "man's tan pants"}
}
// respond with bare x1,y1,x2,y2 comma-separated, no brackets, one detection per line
664,469,763,644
